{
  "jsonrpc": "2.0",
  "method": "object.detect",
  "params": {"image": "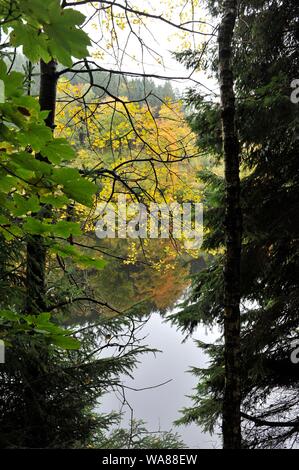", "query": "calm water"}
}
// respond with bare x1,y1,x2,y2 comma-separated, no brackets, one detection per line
100,311,221,448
